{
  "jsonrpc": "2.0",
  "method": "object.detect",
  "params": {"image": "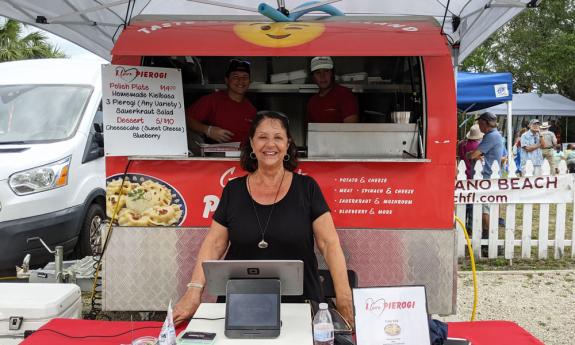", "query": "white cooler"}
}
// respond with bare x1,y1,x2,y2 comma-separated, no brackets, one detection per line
0,283,81,344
